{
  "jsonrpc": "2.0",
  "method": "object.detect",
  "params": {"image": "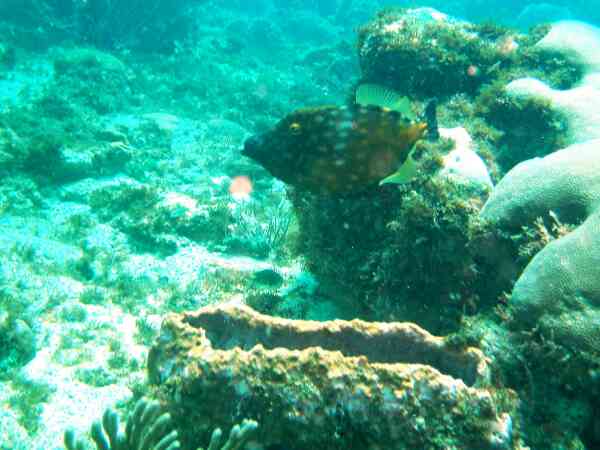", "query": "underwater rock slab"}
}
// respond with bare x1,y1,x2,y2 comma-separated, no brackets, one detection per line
149,303,517,450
